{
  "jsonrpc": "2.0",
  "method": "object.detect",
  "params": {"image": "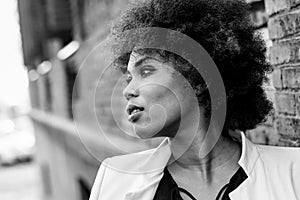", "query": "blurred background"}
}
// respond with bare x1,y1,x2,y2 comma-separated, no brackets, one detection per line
0,0,299,199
